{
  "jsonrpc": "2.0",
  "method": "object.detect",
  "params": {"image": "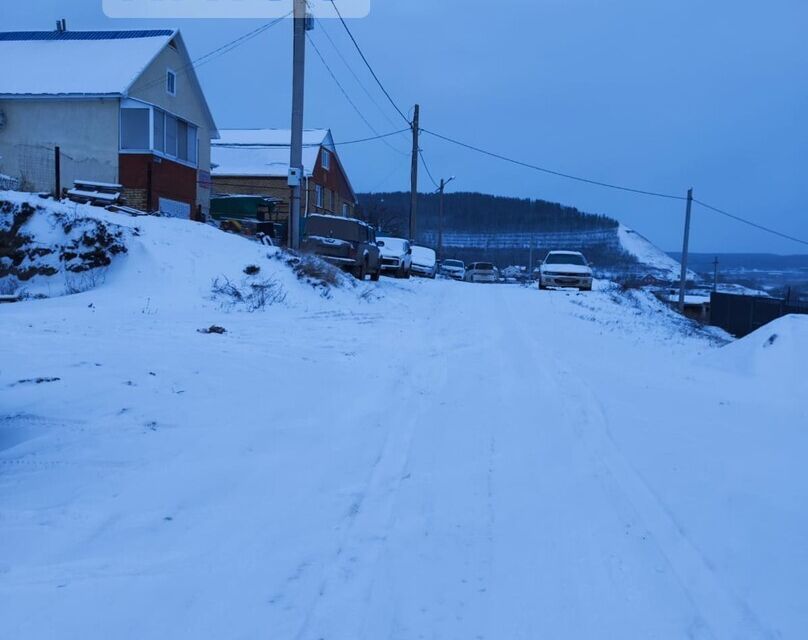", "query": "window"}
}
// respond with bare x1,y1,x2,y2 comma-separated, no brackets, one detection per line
342,202,350,217
328,189,334,211
321,149,330,171
165,114,178,157
187,124,198,164
177,120,188,161
315,184,323,208
120,108,150,150
153,109,165,153
120,103,198,167
166,69,177,96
